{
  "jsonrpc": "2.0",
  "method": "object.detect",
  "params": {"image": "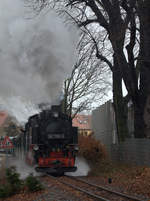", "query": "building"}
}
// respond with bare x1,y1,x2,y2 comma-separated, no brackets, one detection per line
0,112,8,127
92,99,150,146
0,111,21,137
92,101,117,147
91,100,150,166
0,112,8,137
72,114,93,136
